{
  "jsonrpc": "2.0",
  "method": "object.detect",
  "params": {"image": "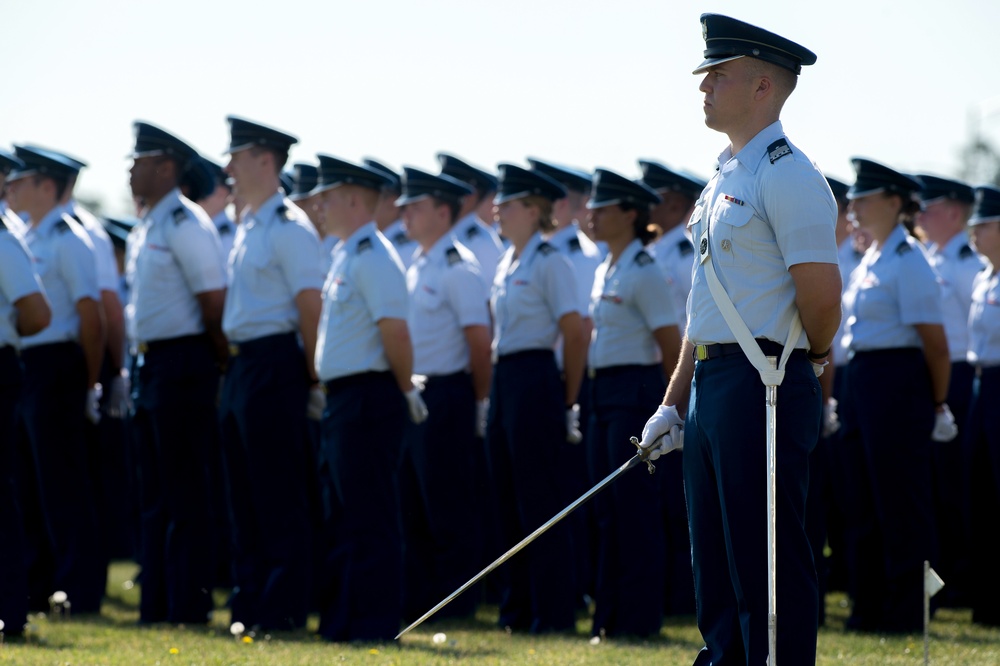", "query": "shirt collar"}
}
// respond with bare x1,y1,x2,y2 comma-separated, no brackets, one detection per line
720,120,785,175
546,223,578,244
247,191,287,225
34,206,69,235
145,188,184,225
342,221,378,253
